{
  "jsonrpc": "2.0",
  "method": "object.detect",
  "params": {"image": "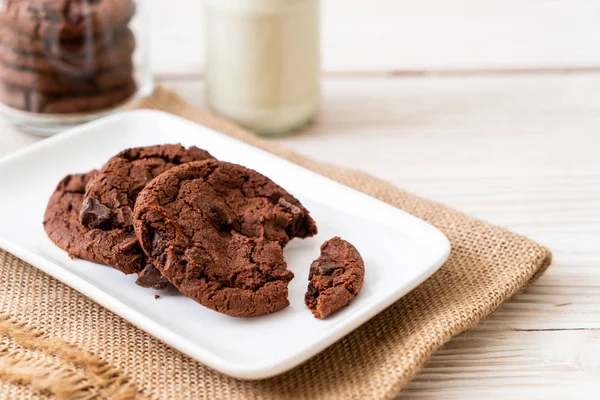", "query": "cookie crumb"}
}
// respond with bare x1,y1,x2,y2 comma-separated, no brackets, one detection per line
154,295,160,300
